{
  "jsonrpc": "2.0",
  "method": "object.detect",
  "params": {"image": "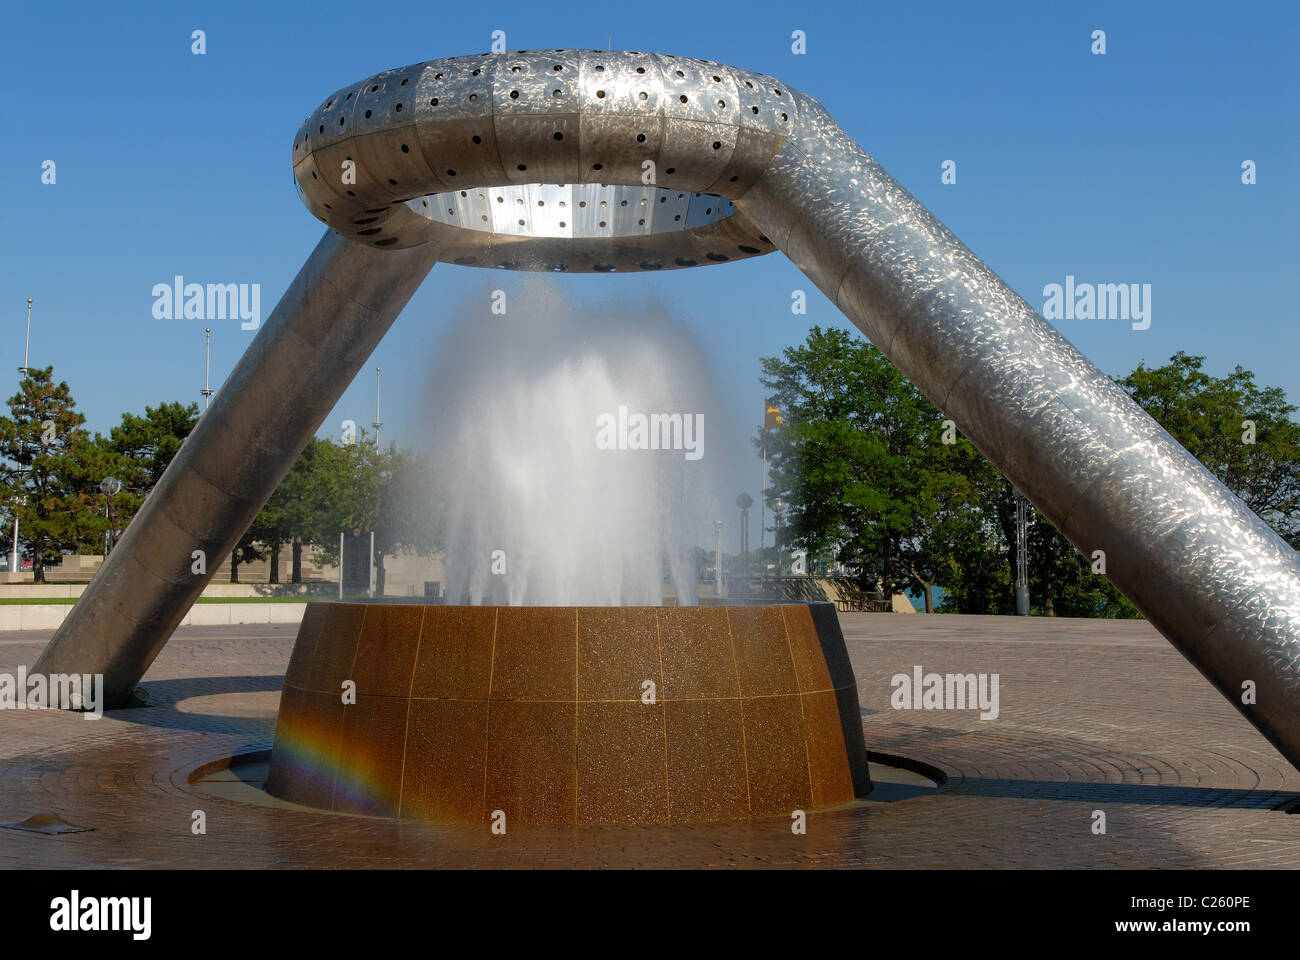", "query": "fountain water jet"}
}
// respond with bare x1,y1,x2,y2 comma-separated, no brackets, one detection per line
425,278,730,606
